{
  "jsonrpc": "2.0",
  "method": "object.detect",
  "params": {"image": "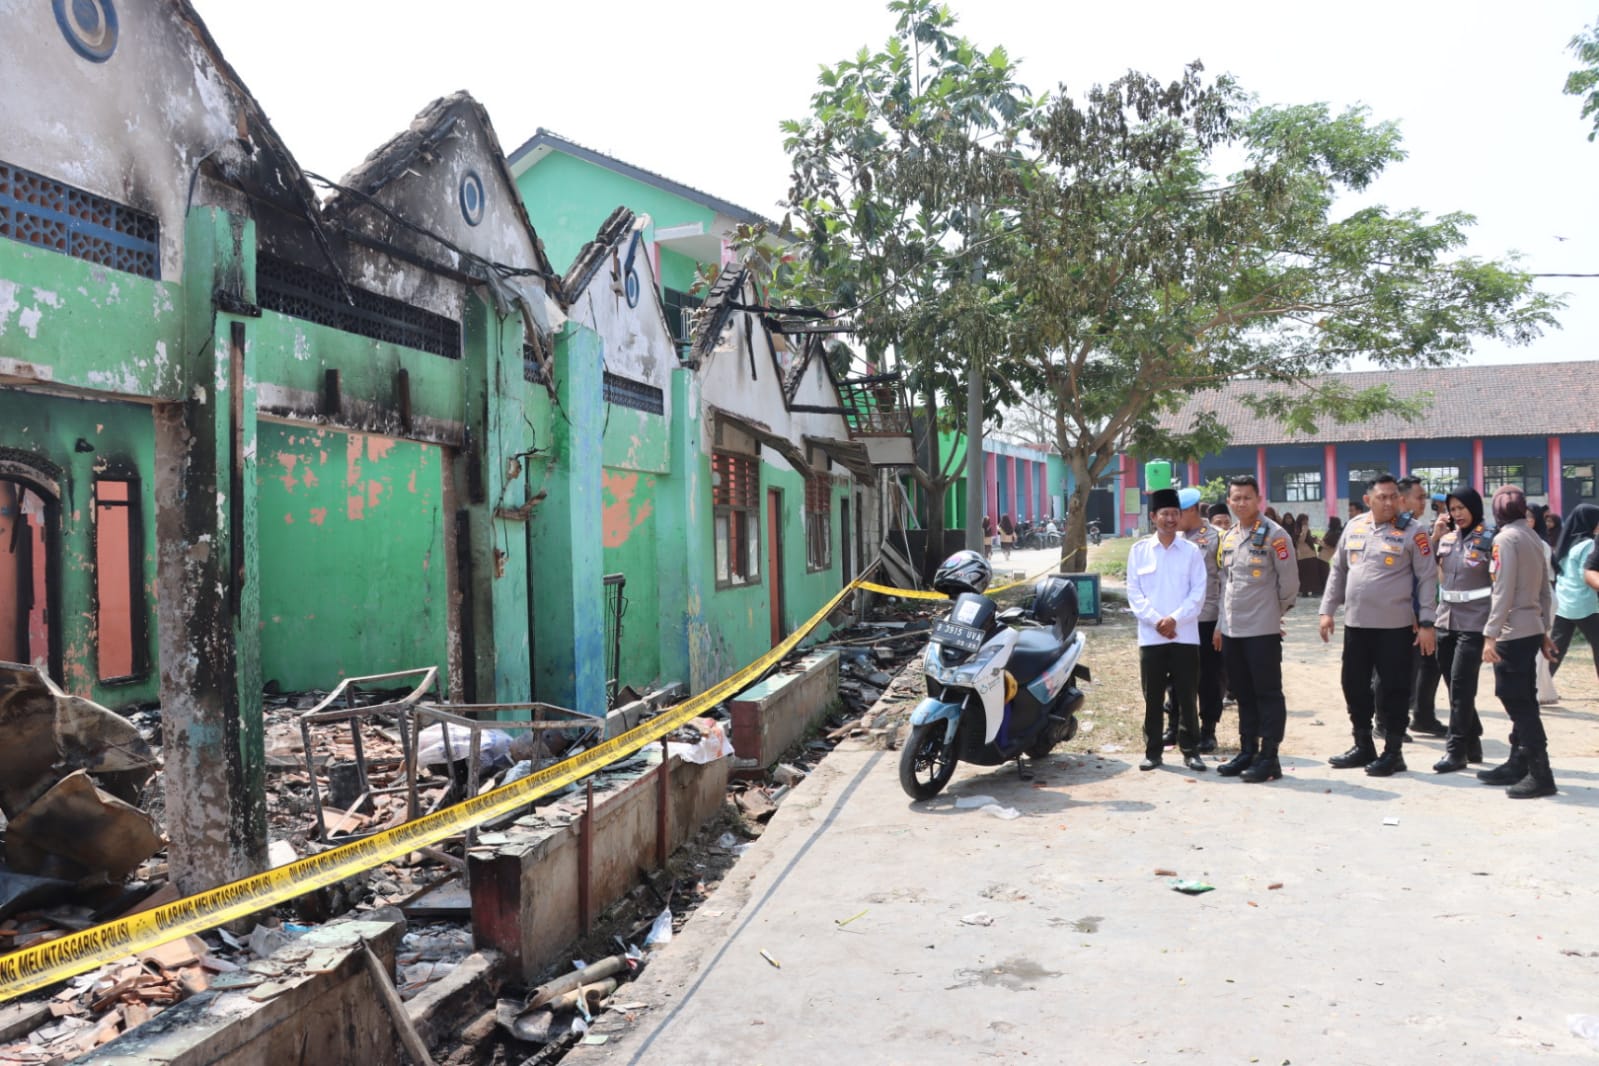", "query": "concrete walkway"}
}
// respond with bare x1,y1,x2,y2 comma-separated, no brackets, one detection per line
571,740,1599,1065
